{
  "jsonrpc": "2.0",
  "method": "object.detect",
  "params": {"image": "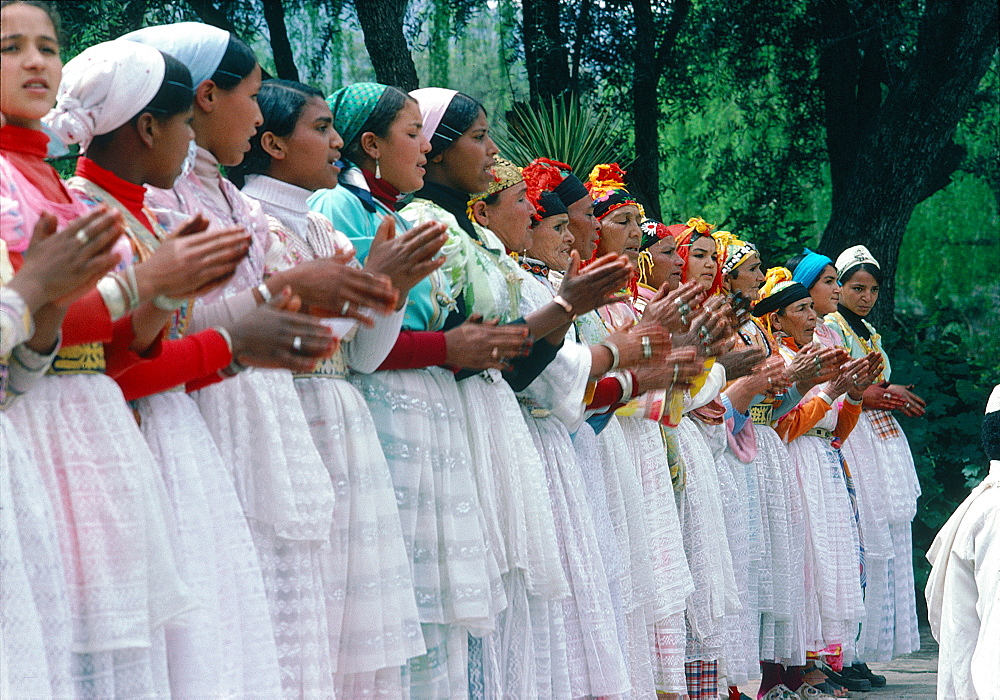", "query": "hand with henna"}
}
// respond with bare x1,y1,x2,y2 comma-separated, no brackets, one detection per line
364,216,448,303
444,314,533,371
